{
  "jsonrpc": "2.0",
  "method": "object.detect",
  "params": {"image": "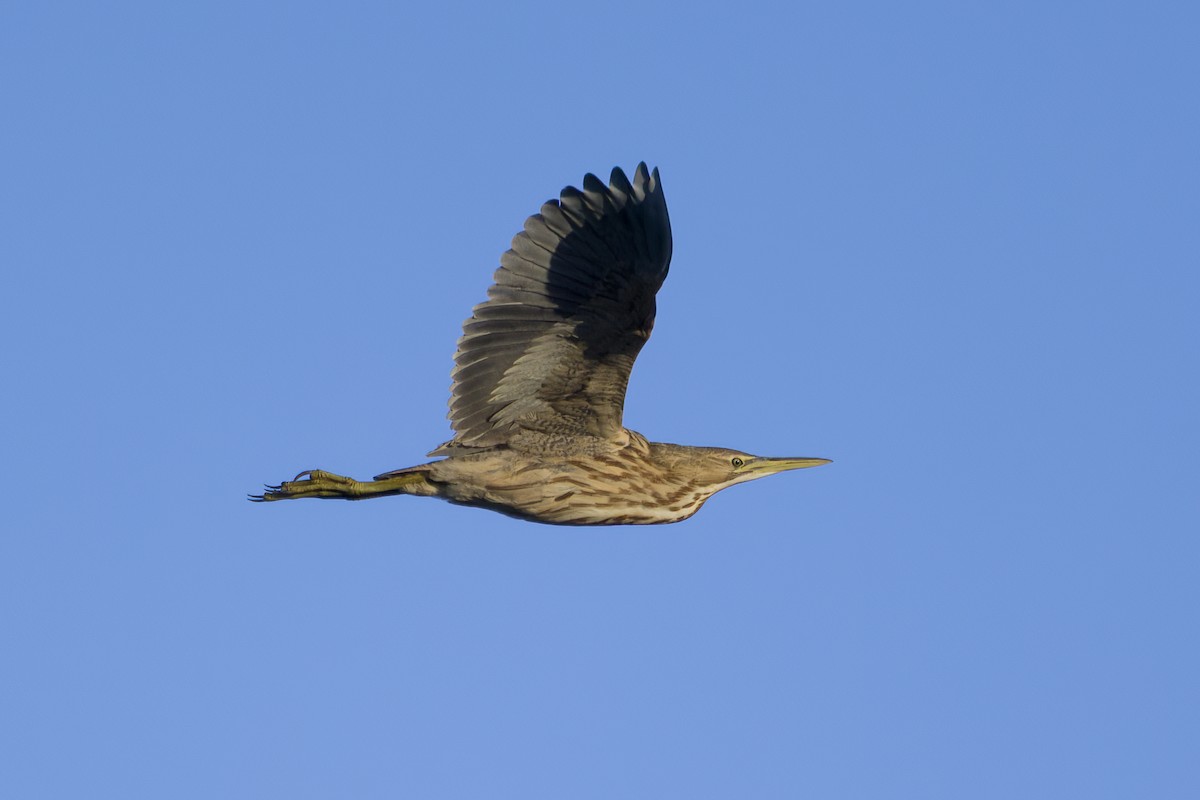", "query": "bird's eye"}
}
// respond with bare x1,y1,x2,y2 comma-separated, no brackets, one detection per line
731,457,744,468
